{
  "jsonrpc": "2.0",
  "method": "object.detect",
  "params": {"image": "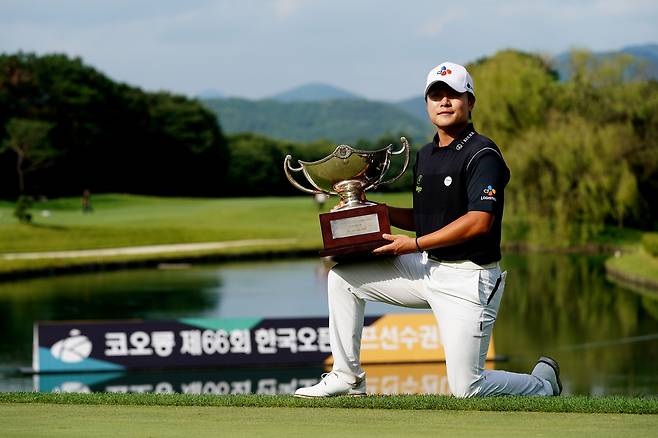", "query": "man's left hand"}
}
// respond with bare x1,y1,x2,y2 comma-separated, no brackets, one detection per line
372,234,417,255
